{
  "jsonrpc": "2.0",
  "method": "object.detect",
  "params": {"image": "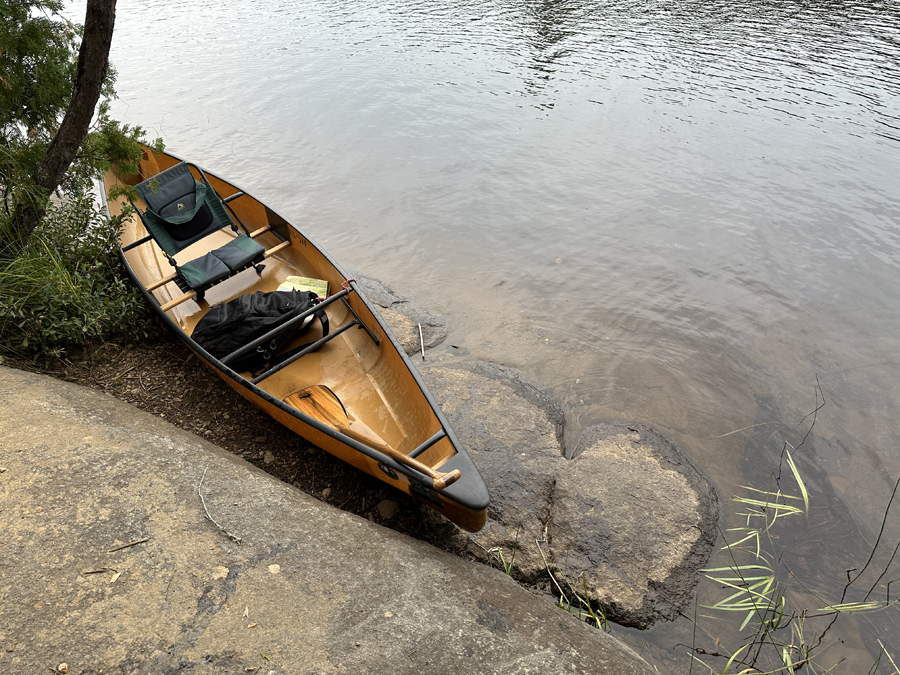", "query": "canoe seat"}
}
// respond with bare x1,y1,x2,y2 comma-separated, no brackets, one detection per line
176,234,264,289
130,161,281,307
